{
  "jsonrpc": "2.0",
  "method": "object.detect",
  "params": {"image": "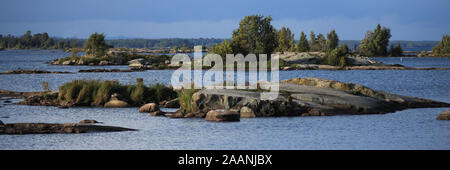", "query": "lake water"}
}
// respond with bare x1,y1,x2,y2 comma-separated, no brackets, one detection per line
0,50,449,150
